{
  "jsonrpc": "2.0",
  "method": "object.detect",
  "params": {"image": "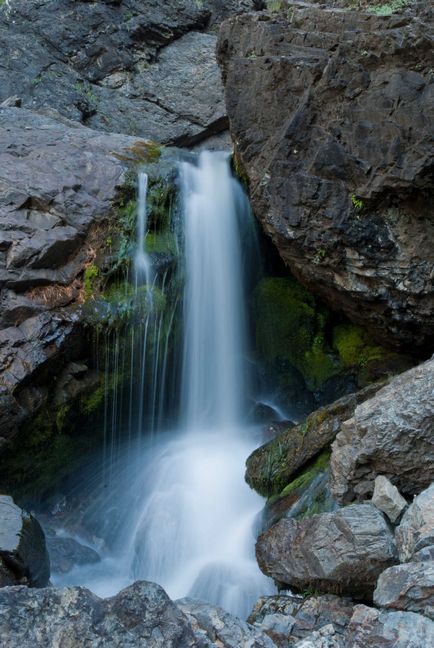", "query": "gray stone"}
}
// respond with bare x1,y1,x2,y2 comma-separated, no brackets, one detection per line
330,359,434,502
372,475,408,524
176,598,276,648
396,483,434,563
0,581,197,647
346,604,434,647
256,503,398,598
374,561,434,617
0,495,50,587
